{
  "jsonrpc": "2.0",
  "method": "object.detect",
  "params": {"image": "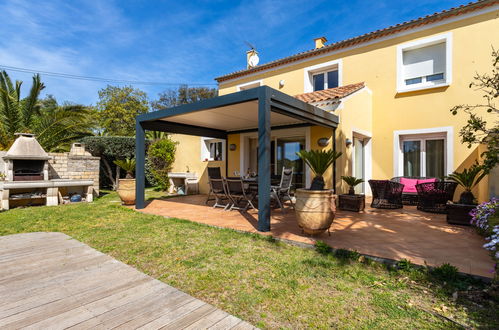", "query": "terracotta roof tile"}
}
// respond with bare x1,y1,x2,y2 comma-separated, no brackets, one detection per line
216,0,498,82
294,82,365,103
